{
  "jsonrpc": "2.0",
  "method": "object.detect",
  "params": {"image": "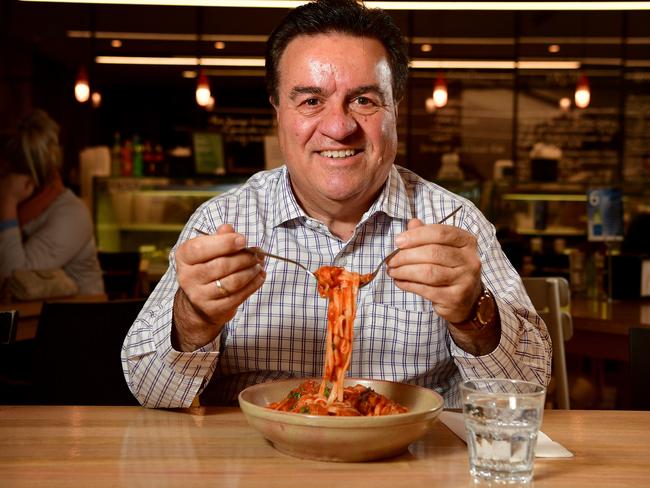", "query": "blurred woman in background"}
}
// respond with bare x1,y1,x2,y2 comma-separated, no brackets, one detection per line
0,109,104,295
